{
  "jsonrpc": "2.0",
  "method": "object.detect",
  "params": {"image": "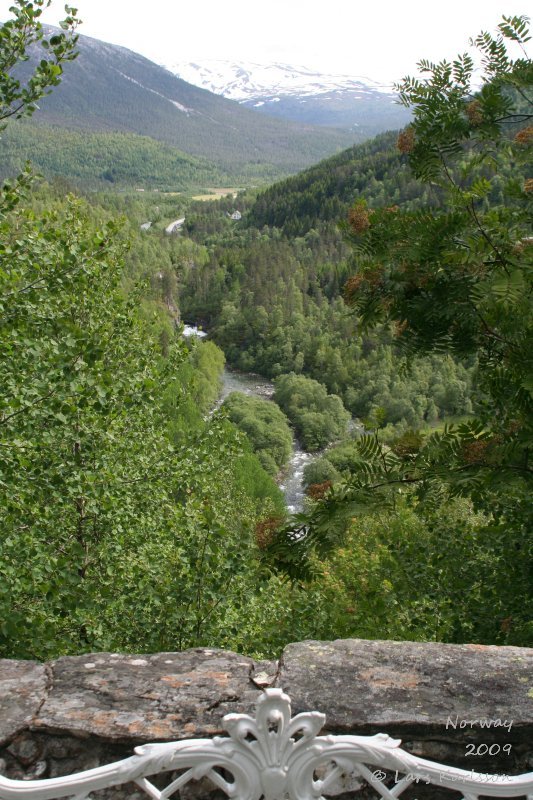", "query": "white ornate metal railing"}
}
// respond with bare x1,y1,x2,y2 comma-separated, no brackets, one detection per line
0,689,532,800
